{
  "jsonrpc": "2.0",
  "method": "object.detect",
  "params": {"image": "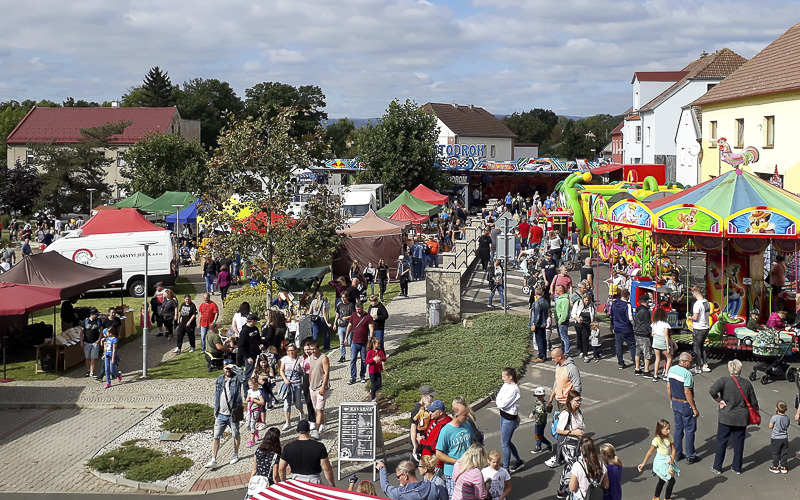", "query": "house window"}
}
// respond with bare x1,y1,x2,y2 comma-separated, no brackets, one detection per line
117,151,127,167
736,118,744,147
707,83,717,91
25,150,34,164
490,145,496,158
709,121,717,147
765,116,775,147
635,126,642,143
645,127,651,147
